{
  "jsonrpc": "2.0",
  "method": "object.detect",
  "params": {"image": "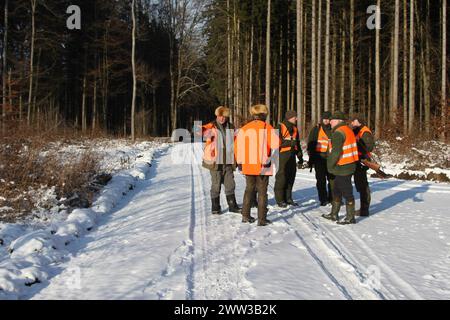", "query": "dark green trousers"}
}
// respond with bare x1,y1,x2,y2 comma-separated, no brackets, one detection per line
274,152,297,204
